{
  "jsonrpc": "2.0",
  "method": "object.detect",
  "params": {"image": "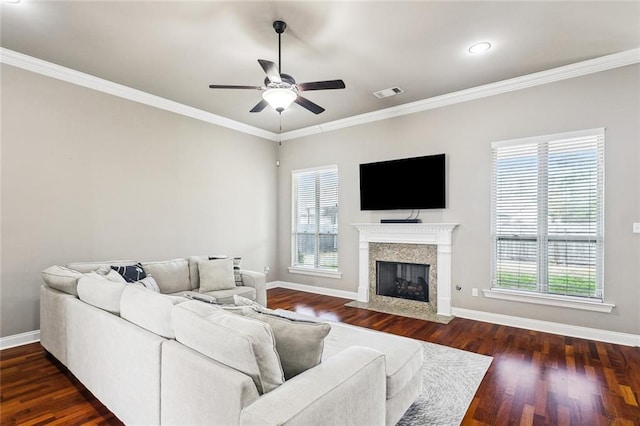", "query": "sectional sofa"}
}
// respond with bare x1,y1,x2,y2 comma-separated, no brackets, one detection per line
39,256,424,425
